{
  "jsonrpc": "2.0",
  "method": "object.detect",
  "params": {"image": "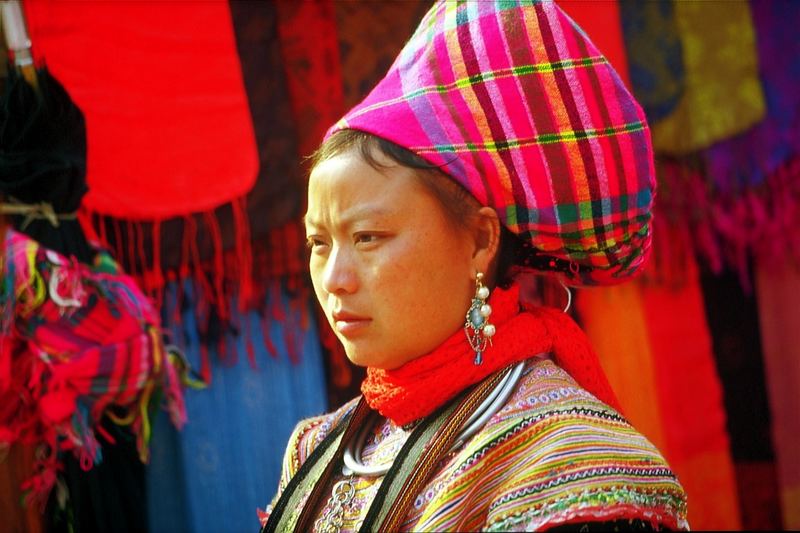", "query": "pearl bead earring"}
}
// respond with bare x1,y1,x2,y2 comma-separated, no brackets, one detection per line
464,272,494,365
